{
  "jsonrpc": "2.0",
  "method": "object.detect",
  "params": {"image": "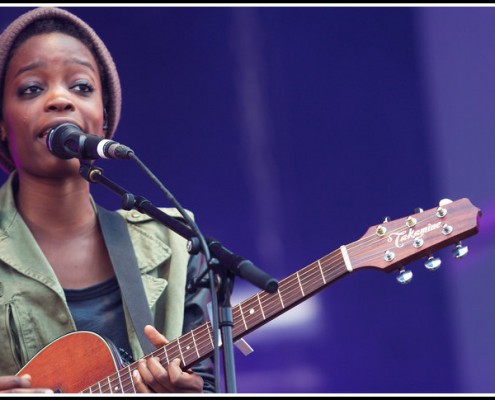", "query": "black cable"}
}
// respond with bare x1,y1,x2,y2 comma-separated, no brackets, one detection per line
128,152,222,393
